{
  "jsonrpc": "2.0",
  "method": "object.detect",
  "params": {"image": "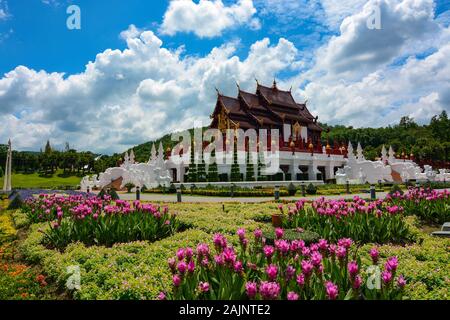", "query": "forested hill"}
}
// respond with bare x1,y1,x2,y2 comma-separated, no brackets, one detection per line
321,111,449,161
127,111,449,163
2,112,447,176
